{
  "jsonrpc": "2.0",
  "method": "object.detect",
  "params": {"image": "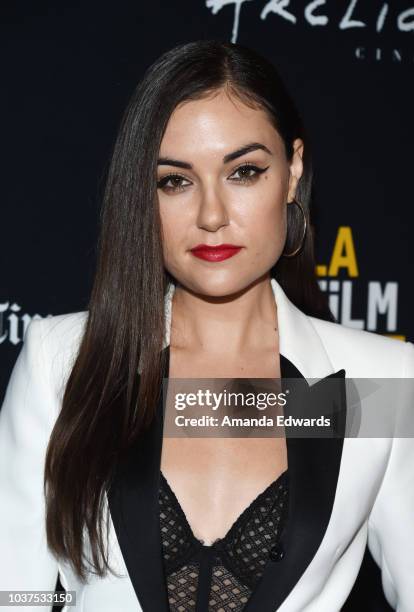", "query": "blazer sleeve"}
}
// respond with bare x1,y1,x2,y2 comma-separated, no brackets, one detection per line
367,340,414,612
0,318,59,593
